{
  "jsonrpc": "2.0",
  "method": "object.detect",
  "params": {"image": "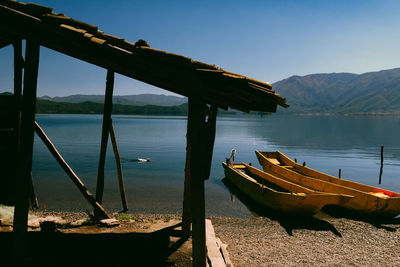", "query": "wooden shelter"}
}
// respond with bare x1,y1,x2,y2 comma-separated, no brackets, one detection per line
0,0,288,266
